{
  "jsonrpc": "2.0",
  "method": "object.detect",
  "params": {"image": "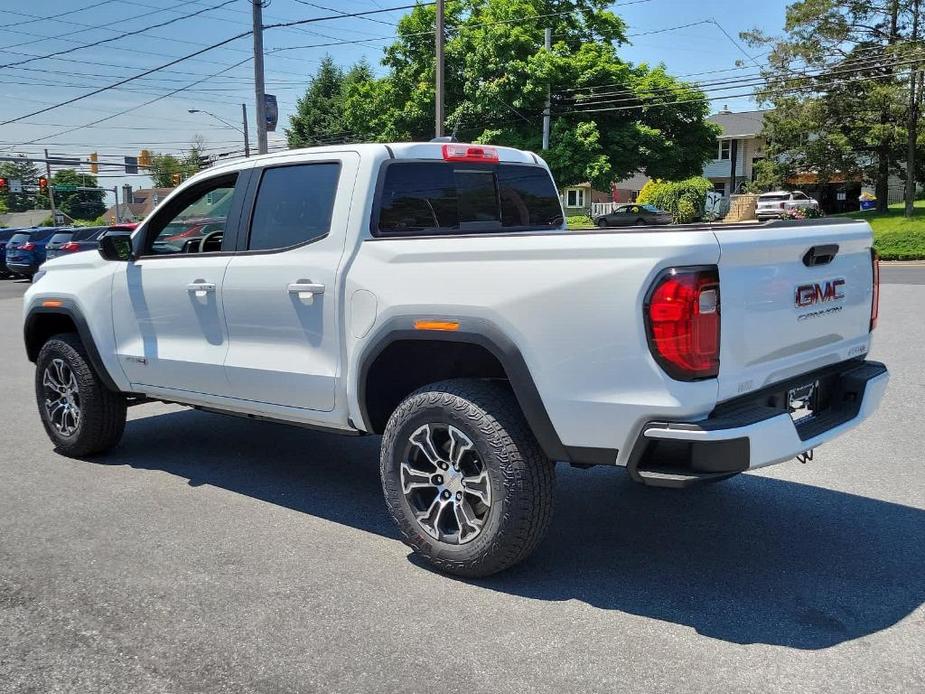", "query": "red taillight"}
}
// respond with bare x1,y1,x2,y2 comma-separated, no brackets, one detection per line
441,143,499,162
20,241,35,251
645,267,720,380
870,248,880,331
61,241,81,252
